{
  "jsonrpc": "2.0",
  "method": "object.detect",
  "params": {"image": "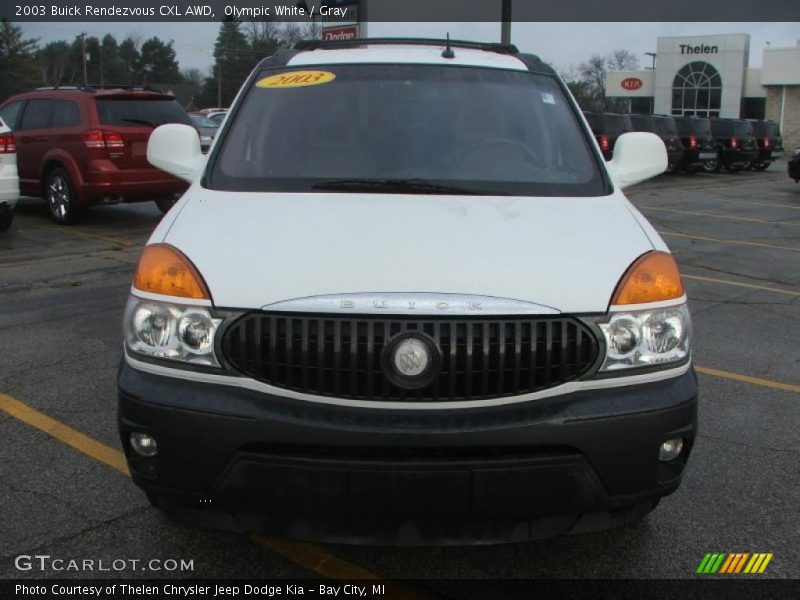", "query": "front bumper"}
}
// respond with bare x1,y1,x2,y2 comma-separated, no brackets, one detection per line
118,362,698,544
